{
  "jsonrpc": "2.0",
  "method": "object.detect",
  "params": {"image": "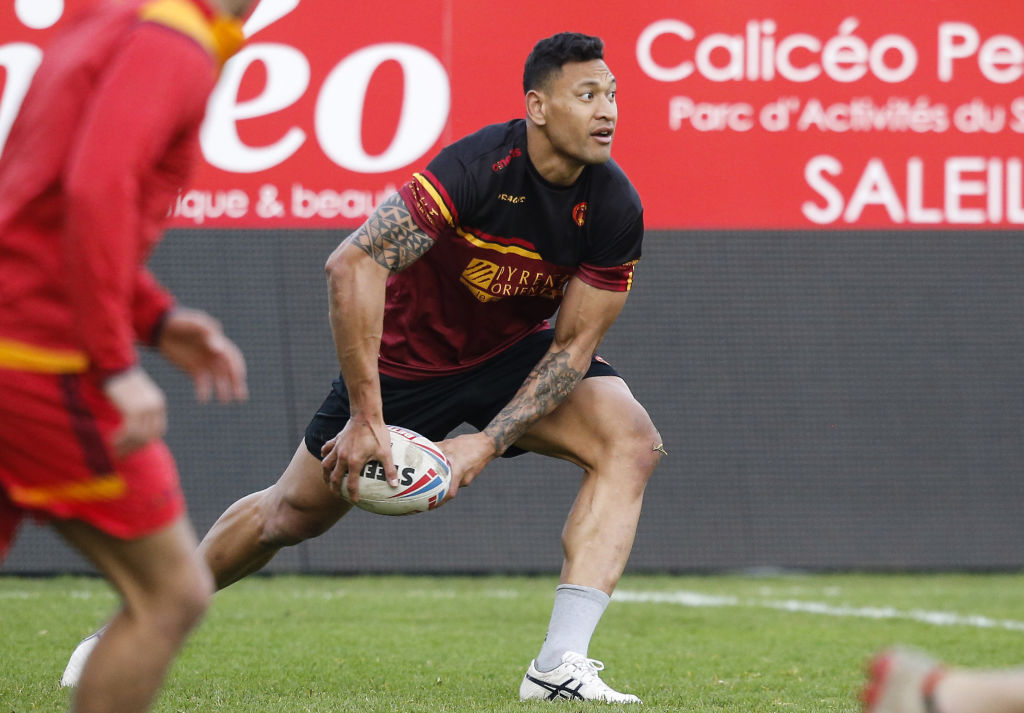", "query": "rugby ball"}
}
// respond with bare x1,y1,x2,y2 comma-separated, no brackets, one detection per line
341,426,452,516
